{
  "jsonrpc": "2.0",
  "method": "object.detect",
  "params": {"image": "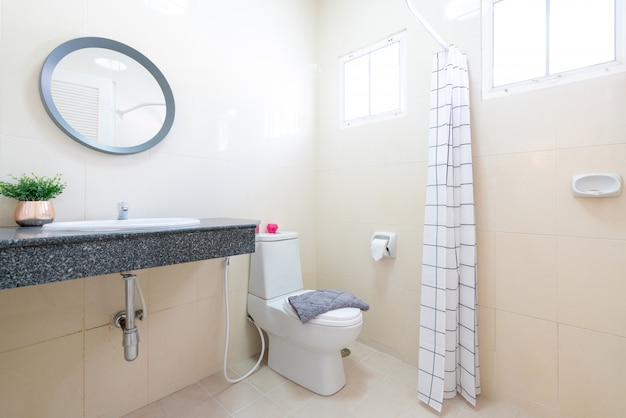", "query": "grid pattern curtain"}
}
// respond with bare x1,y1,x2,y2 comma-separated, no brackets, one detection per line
418,45,480,412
